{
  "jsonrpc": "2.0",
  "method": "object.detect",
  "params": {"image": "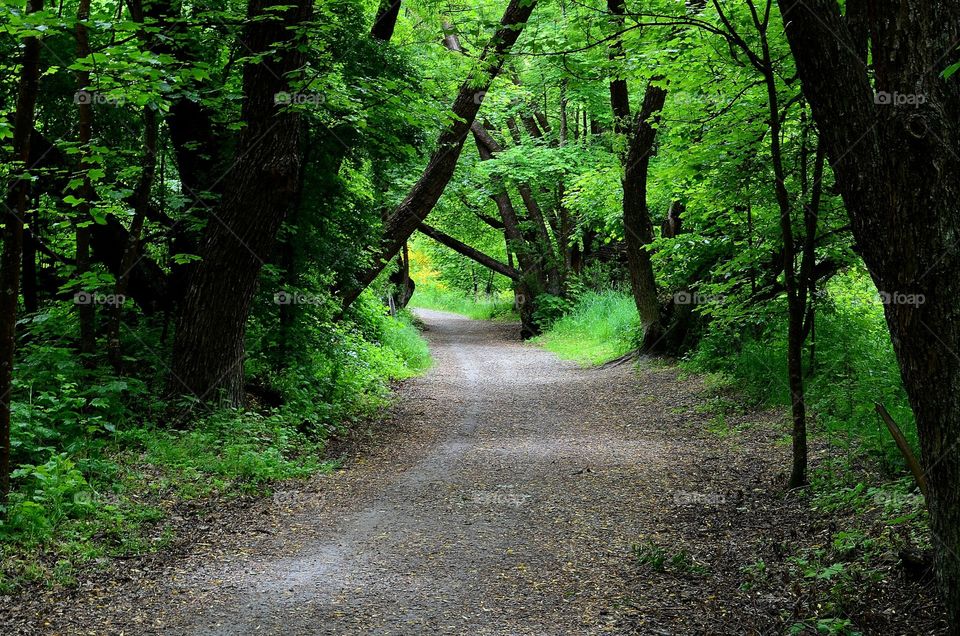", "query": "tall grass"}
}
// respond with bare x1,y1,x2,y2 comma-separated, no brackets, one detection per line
408,284,517,320
686,272,916,473
378,310,432,377
537,290,639,365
